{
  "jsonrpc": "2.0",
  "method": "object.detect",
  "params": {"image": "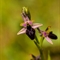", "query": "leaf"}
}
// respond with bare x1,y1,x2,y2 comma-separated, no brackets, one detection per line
47,50,51,60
